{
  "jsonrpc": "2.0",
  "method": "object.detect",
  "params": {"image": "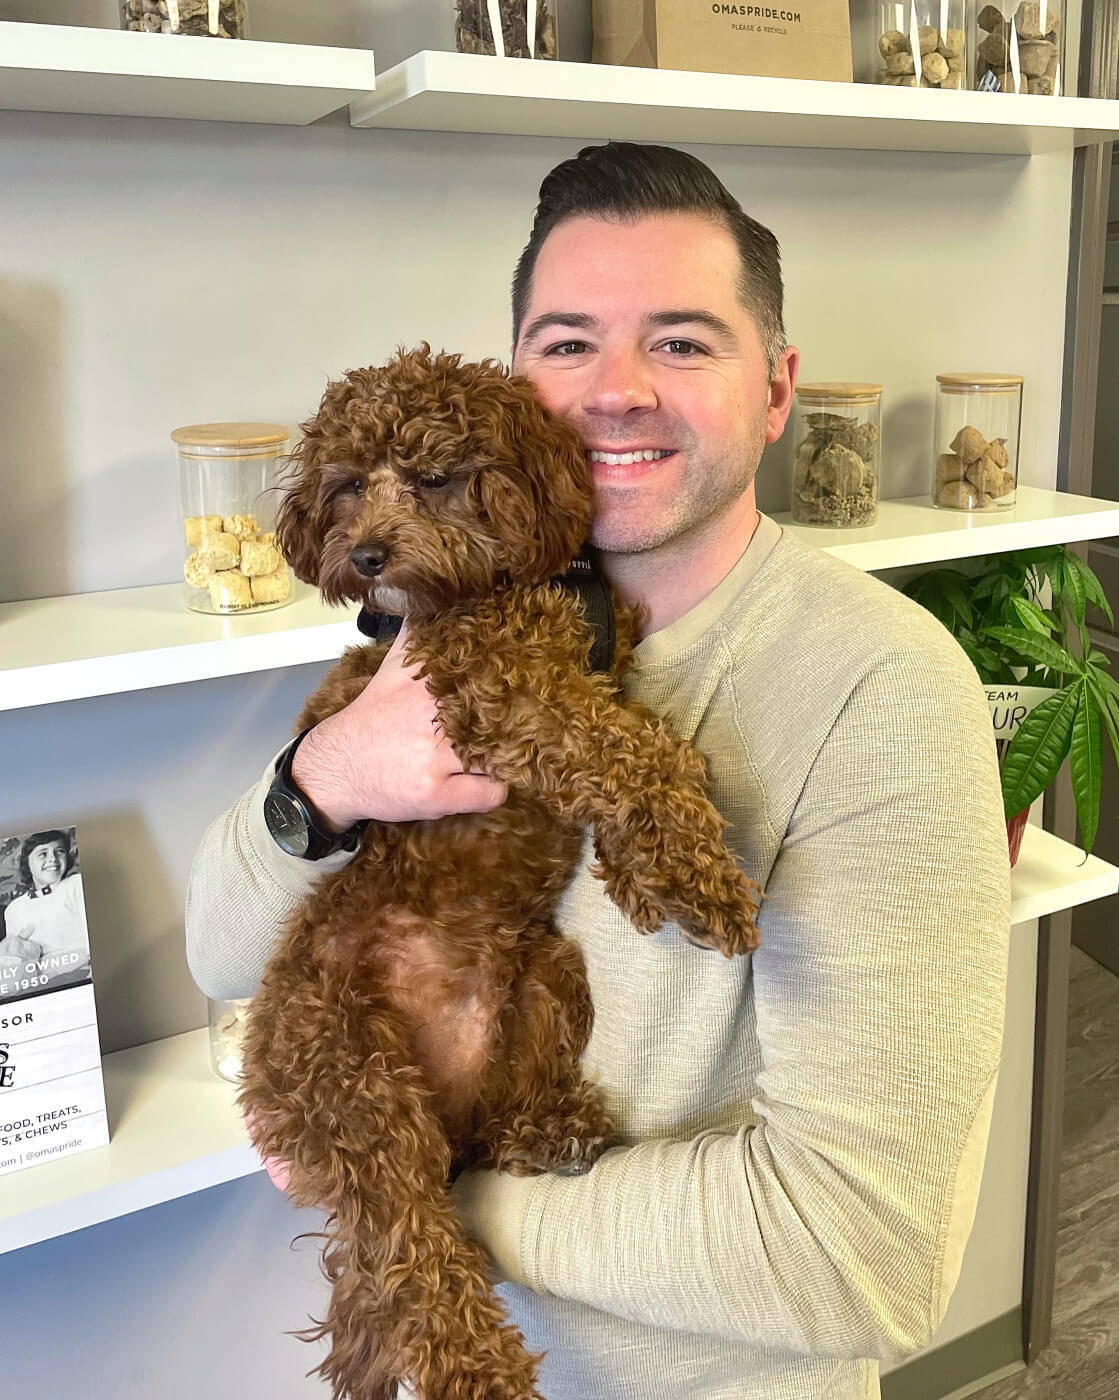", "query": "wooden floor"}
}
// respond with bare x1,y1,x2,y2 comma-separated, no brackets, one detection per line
975,944,1119,1400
